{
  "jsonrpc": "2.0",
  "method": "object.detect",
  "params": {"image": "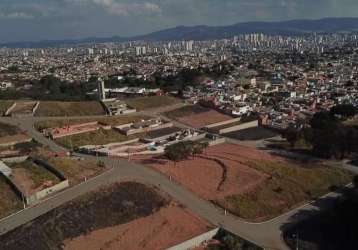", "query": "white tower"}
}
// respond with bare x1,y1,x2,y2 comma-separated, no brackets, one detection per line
98,78,106,101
